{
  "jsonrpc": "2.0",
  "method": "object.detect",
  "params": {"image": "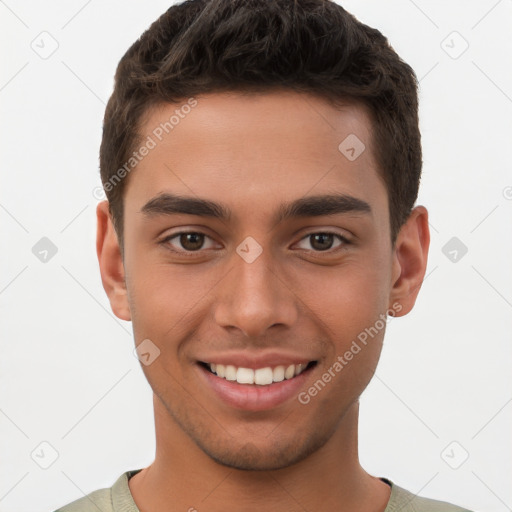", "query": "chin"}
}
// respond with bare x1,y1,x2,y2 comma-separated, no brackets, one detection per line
193,429,331,472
